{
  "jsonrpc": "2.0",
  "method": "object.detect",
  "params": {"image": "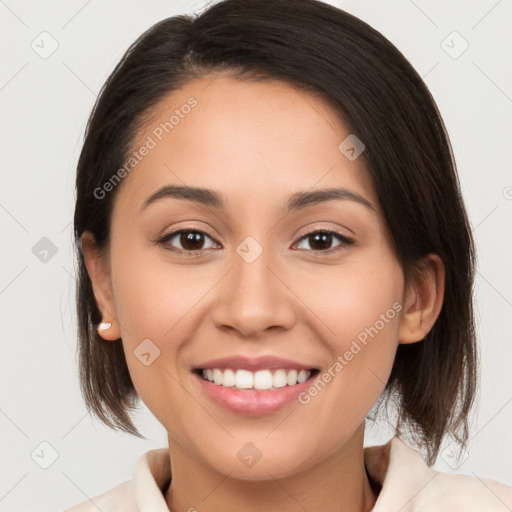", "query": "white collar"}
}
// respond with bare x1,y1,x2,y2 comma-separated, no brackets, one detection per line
131,435,512,511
